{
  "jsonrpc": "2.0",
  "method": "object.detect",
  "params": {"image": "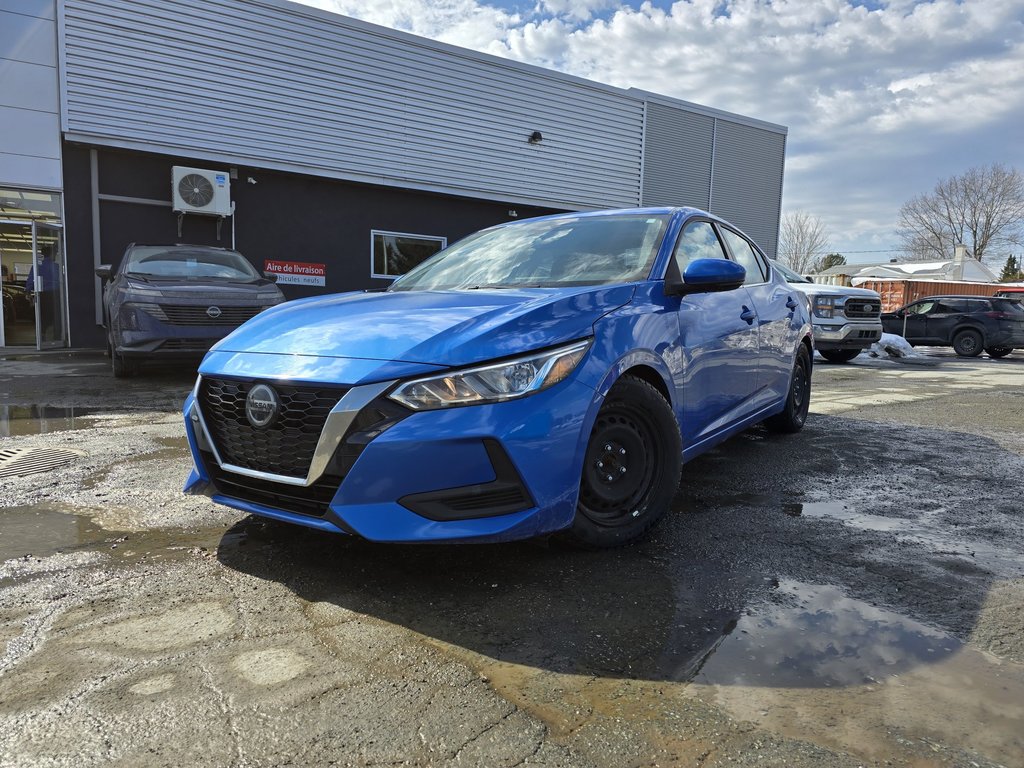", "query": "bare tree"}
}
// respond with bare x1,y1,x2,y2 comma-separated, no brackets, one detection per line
898,163,1024,263
779,212,830,273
